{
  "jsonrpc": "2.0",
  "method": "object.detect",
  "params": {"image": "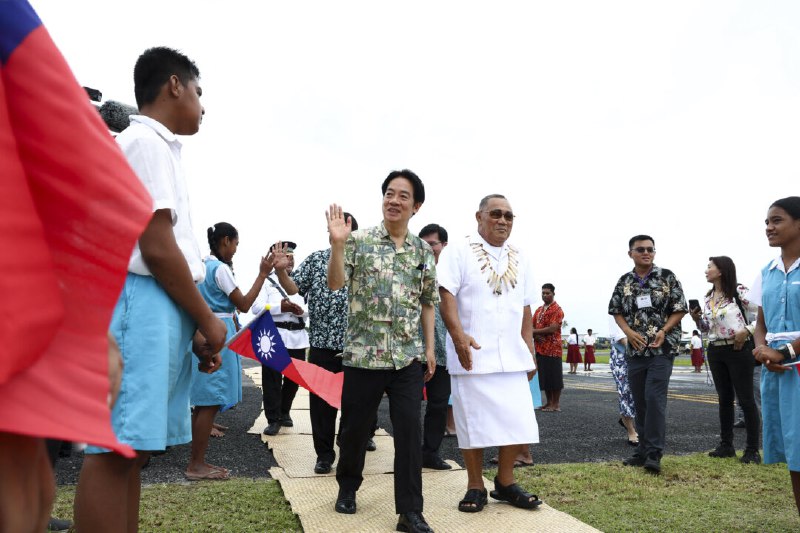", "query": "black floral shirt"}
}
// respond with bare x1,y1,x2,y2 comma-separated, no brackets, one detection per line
291,248,348,351
608,265,688,357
